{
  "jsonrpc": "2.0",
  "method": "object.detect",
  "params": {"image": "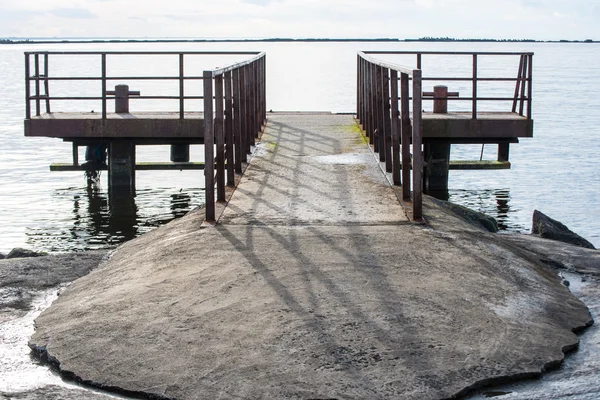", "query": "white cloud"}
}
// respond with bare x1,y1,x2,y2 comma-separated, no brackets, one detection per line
0,0,598,40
